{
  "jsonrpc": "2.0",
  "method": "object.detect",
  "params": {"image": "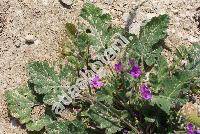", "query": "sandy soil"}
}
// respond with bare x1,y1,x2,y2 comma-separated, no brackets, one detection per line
0,0,199,133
